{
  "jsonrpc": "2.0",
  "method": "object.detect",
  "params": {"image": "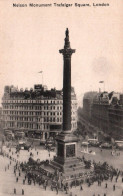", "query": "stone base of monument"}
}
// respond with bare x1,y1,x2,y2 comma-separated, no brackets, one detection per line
49,132,86,181
50,157,85,174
